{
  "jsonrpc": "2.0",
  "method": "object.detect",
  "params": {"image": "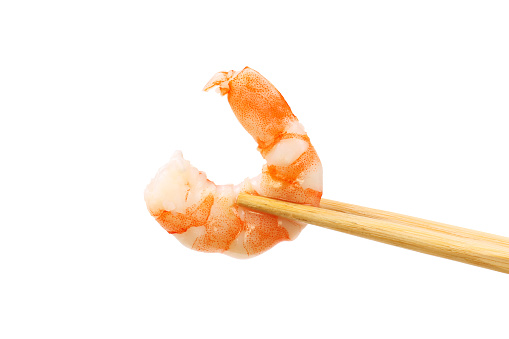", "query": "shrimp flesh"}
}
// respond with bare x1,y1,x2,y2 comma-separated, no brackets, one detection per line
144,67,323,258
